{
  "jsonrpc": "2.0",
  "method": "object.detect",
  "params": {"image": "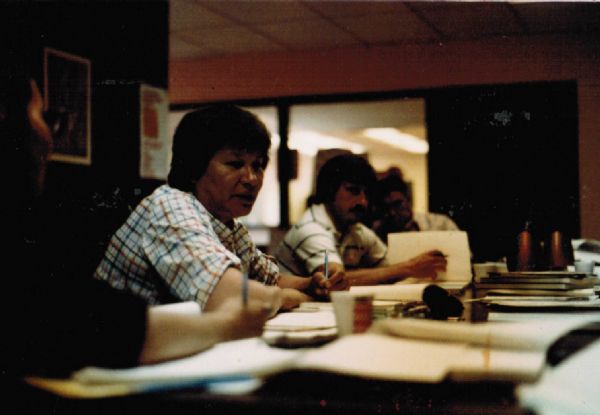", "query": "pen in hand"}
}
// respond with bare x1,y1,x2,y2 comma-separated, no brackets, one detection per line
242,273,248,307
324,249,329,280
